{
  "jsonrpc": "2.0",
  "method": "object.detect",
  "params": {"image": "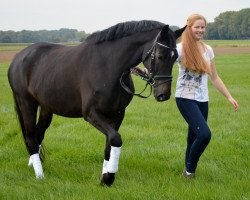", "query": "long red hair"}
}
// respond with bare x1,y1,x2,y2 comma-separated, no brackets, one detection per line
181,14,211,74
